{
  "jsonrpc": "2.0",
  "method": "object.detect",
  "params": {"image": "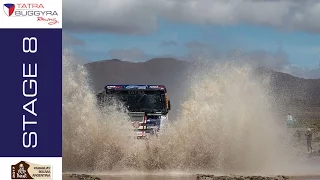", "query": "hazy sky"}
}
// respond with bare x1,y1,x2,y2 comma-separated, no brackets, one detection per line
62,0,320,78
